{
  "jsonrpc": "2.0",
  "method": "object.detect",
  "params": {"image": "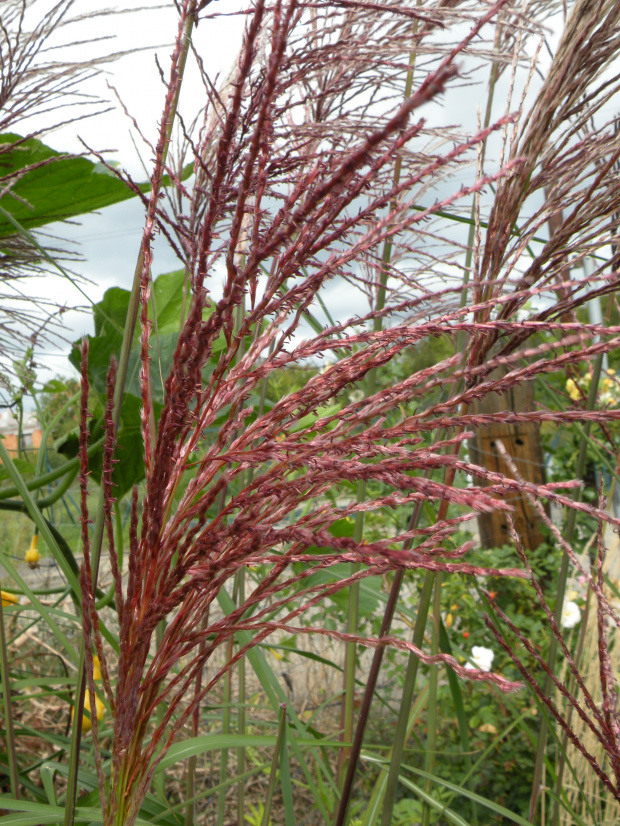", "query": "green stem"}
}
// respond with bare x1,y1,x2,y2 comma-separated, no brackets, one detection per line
529,350,604,823
261,705,287,826
0,437,103,501
216,639,234,826
237,569,246,826
0,464,78,511
0,439,81,598
153,621,167,801
421,572,442,826
339,16,419,794
64,6,198,826
0,596,19,798
380,571,435,826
